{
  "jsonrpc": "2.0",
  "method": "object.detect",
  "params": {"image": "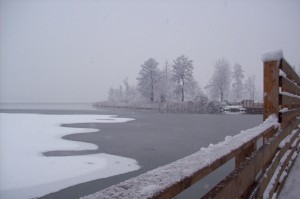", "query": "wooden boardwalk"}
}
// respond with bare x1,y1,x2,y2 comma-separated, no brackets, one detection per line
82,51,300,199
